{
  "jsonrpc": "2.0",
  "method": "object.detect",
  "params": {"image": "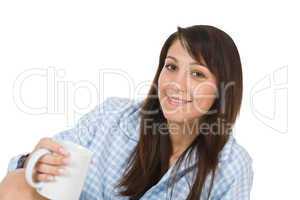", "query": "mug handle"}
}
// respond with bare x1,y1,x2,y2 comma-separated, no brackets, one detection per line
25,148,51,189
